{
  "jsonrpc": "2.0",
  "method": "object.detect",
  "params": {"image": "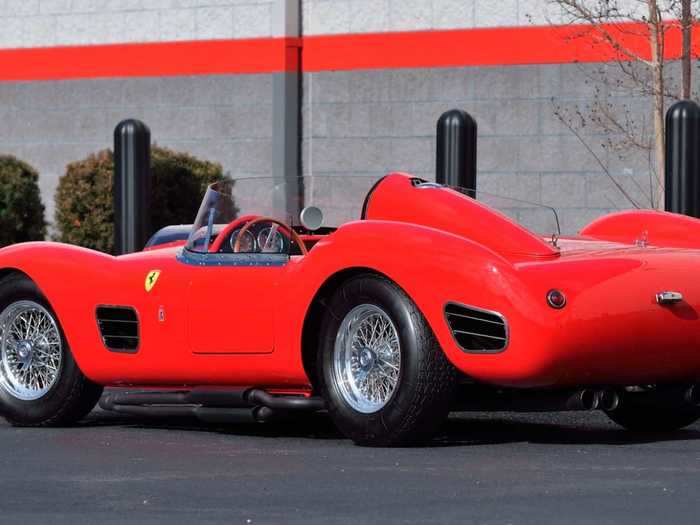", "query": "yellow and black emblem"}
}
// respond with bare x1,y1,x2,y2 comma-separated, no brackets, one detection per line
145,270,161,292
